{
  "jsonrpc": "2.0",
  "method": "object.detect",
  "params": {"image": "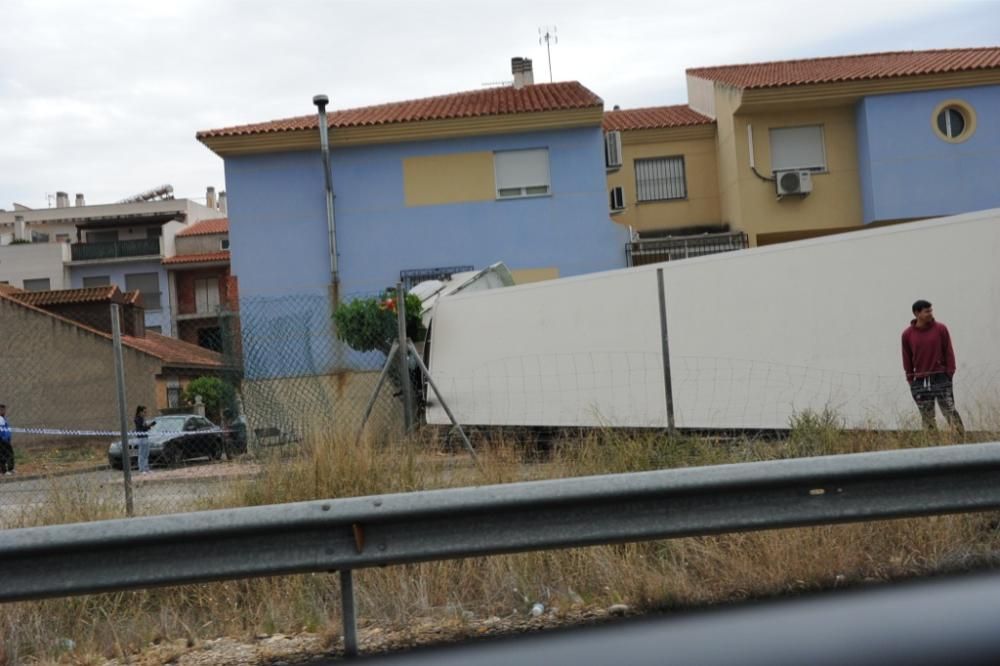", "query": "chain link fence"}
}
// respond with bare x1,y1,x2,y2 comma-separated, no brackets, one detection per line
0,285,414,528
